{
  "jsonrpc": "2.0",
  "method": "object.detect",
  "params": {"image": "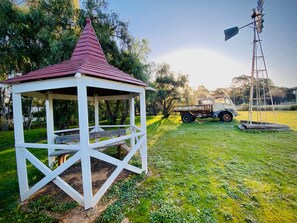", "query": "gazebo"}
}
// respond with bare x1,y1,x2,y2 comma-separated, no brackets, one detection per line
4,18,148,209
